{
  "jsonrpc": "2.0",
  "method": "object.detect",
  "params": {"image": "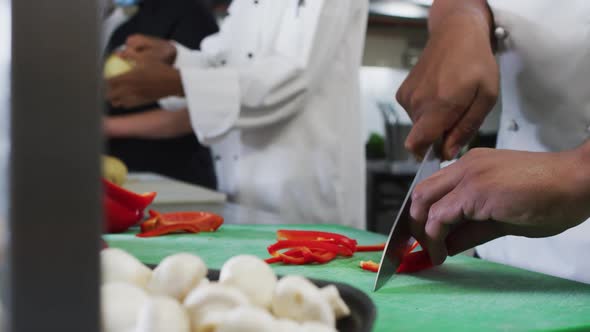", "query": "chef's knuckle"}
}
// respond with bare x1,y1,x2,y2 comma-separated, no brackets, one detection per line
395,88,406,107
412,184,427,203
